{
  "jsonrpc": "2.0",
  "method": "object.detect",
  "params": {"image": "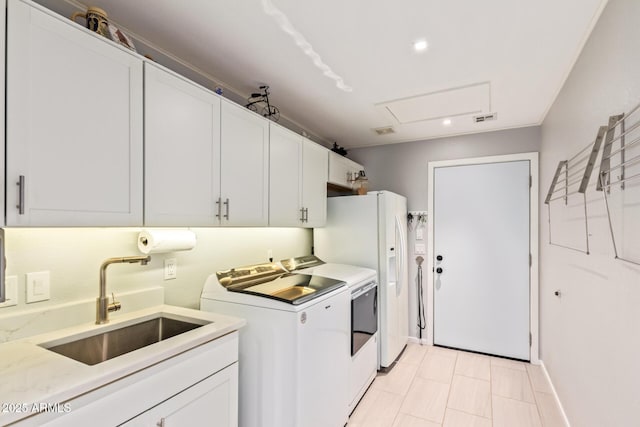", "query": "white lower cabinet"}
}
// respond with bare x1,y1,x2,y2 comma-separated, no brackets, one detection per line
123,363,238,427
26,333,239,427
